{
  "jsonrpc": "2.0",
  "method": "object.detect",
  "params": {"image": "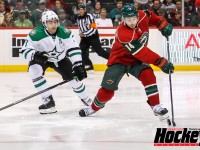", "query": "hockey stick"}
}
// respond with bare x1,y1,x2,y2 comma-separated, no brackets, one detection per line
0,80,69,111
166,36,176,126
